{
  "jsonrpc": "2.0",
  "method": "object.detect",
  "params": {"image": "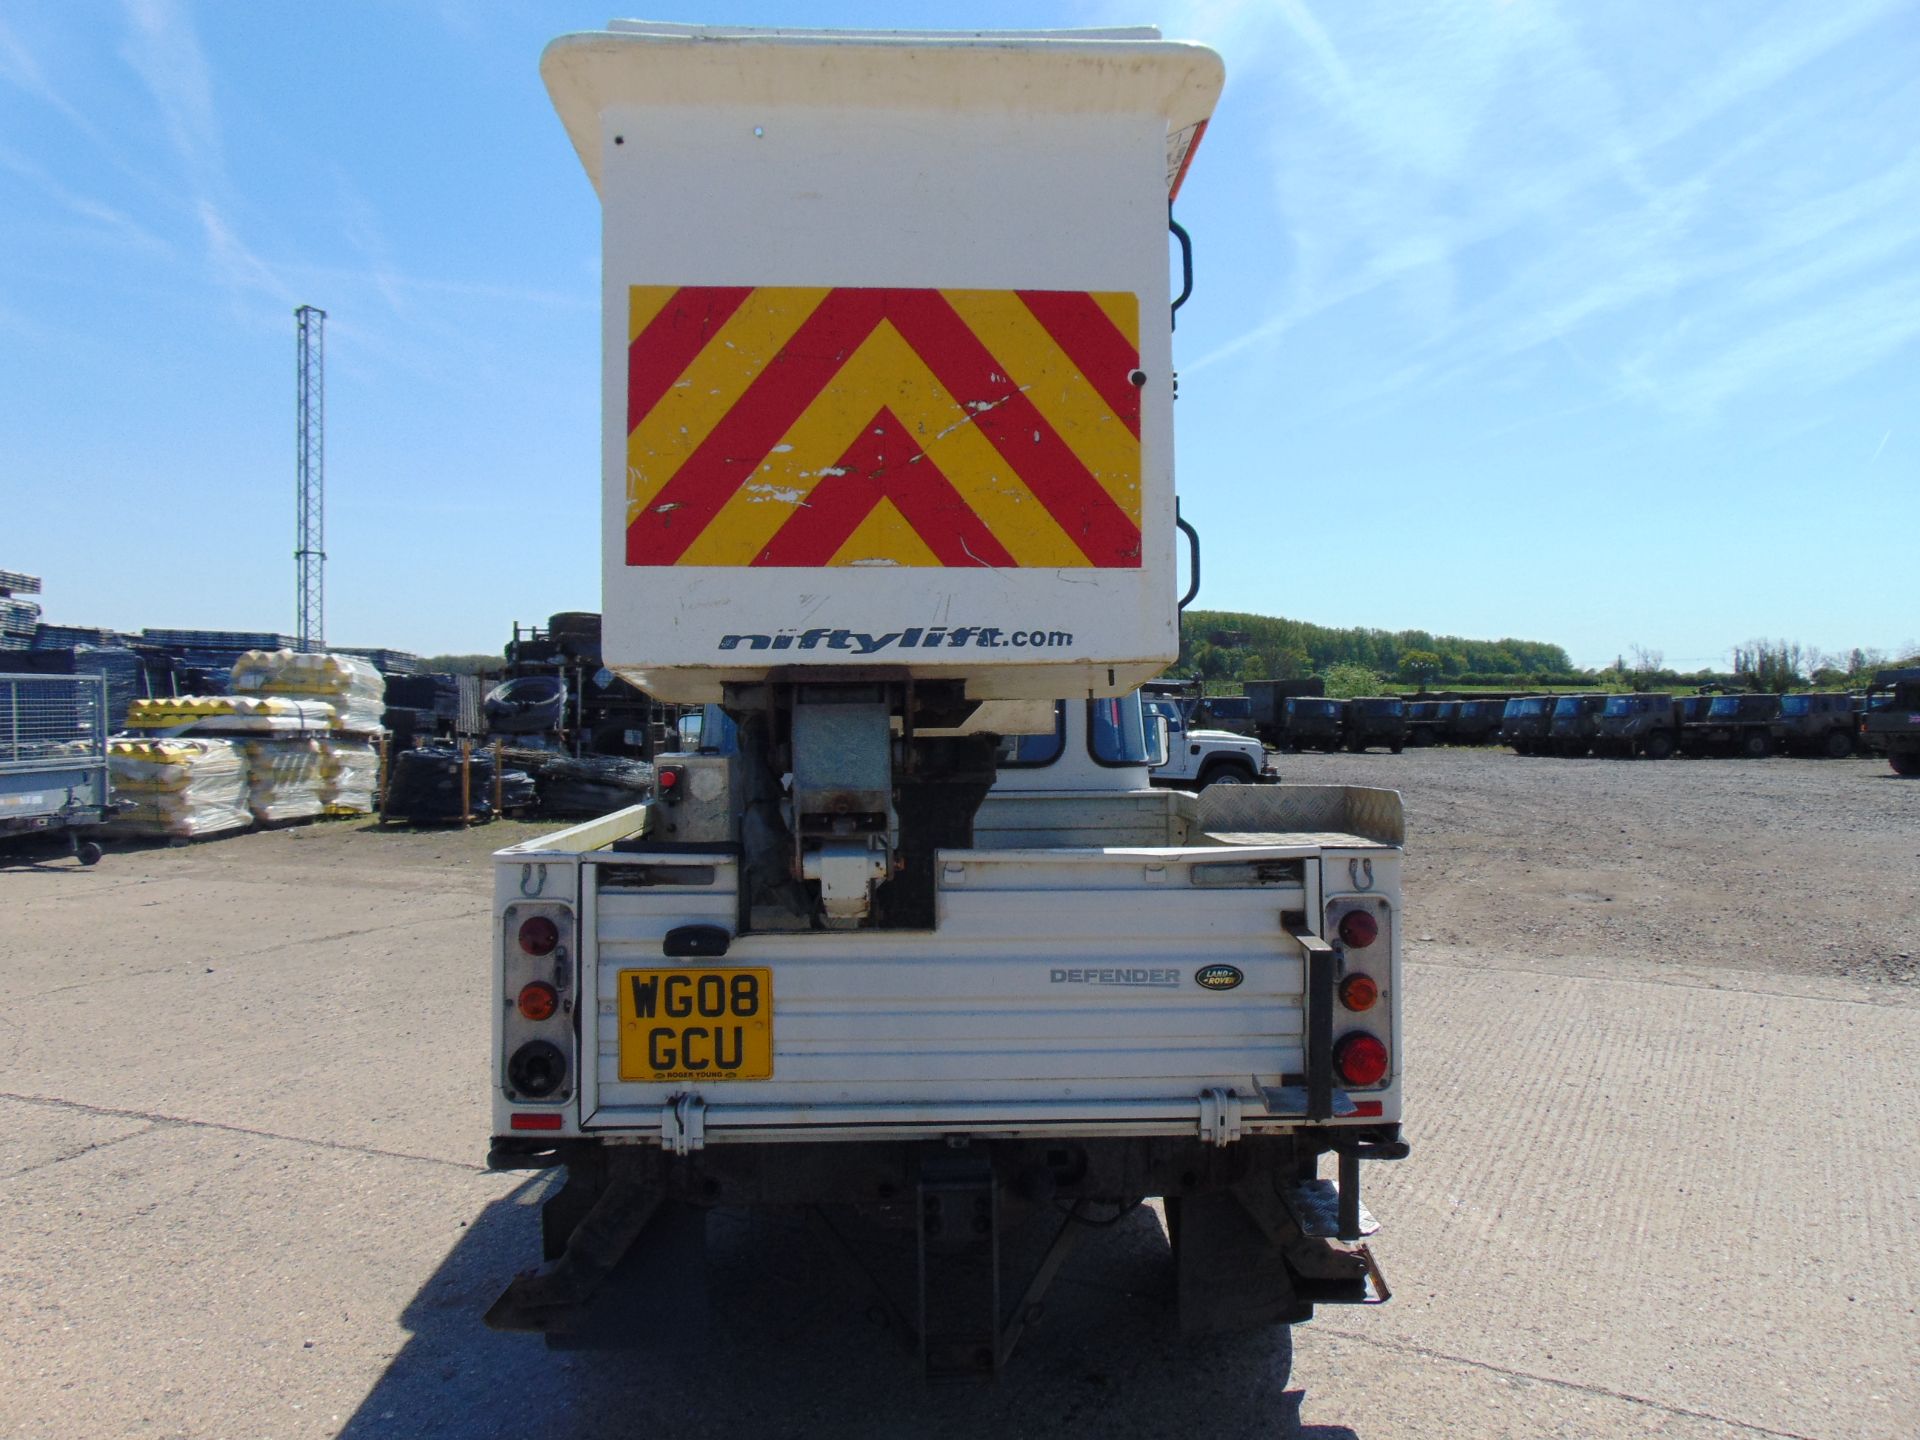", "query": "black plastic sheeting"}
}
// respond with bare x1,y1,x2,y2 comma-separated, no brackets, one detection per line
384,673,459,717
385,746,535,823
485,674,567,735
380,707,438,750
500,750,653,818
